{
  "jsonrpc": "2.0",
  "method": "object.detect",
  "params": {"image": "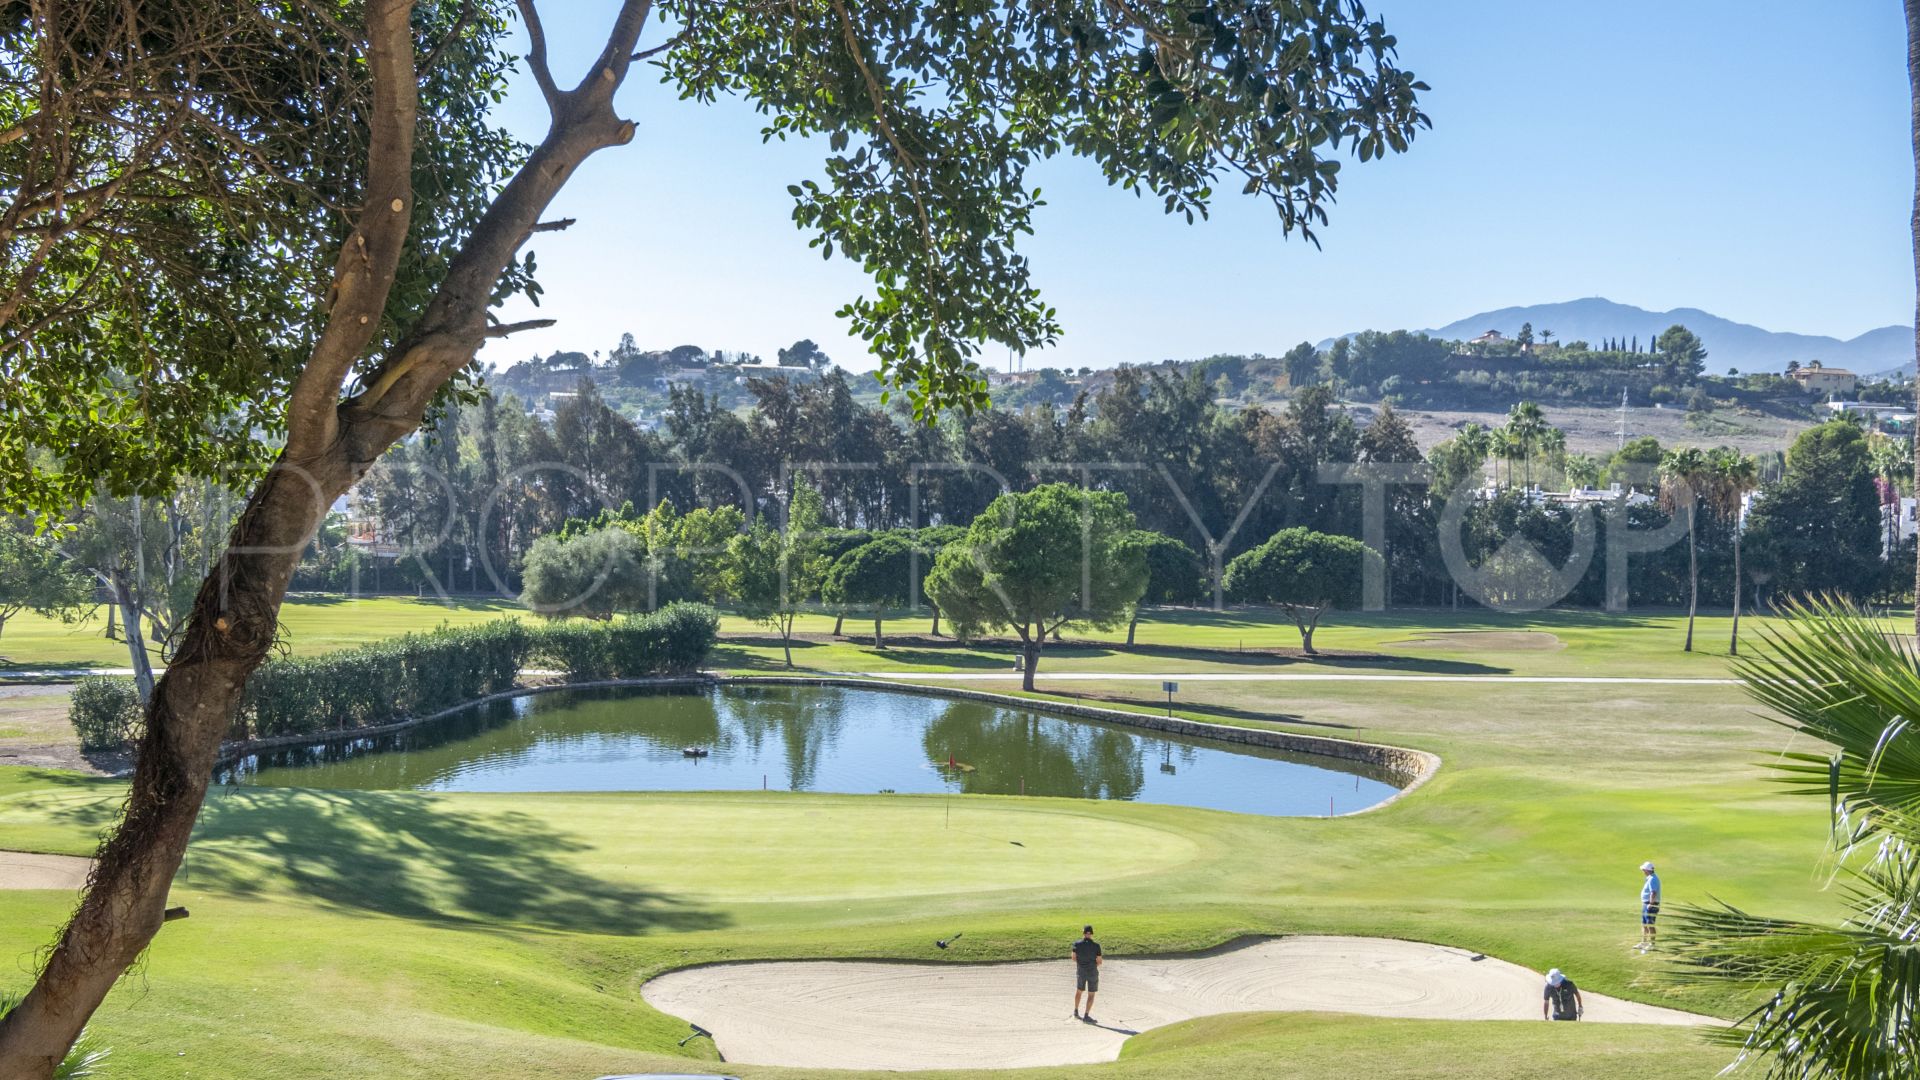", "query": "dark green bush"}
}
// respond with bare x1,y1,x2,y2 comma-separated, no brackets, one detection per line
70,607,718,751
69,676,144,751
531,602,720,680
